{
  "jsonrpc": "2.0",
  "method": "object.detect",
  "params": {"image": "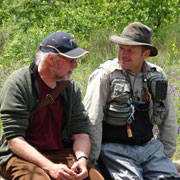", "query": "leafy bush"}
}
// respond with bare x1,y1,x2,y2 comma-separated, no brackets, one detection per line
0,0,180,67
